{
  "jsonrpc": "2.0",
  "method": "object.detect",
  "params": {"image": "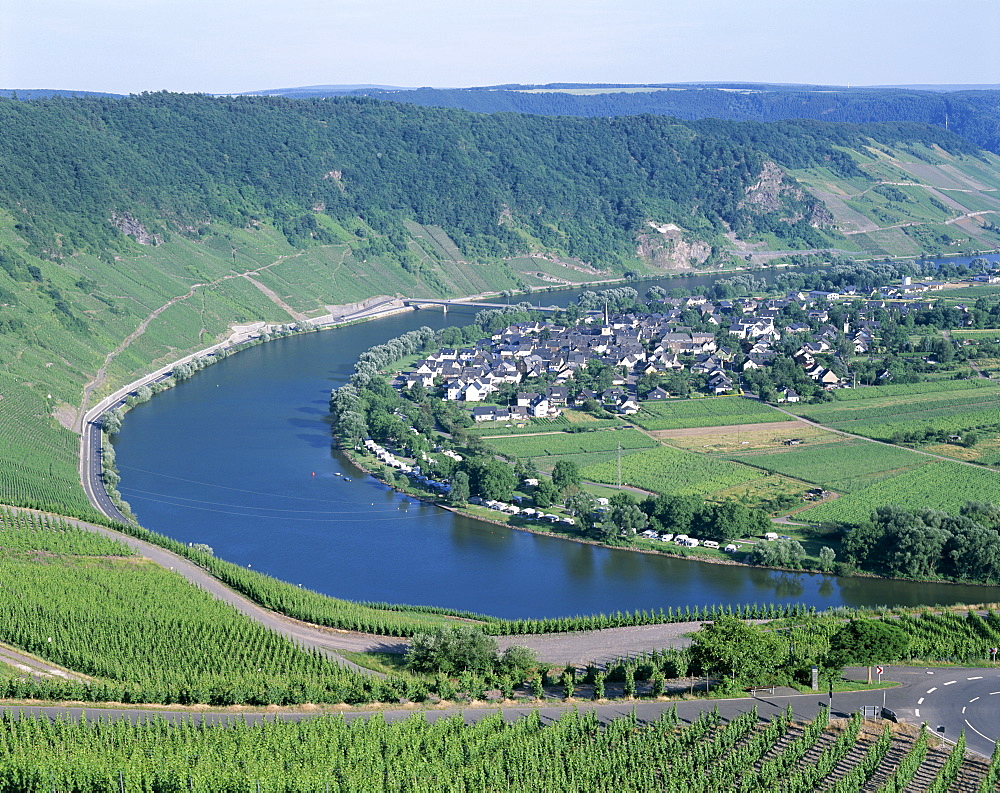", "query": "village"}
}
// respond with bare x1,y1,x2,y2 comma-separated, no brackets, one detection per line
392,279,963,422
